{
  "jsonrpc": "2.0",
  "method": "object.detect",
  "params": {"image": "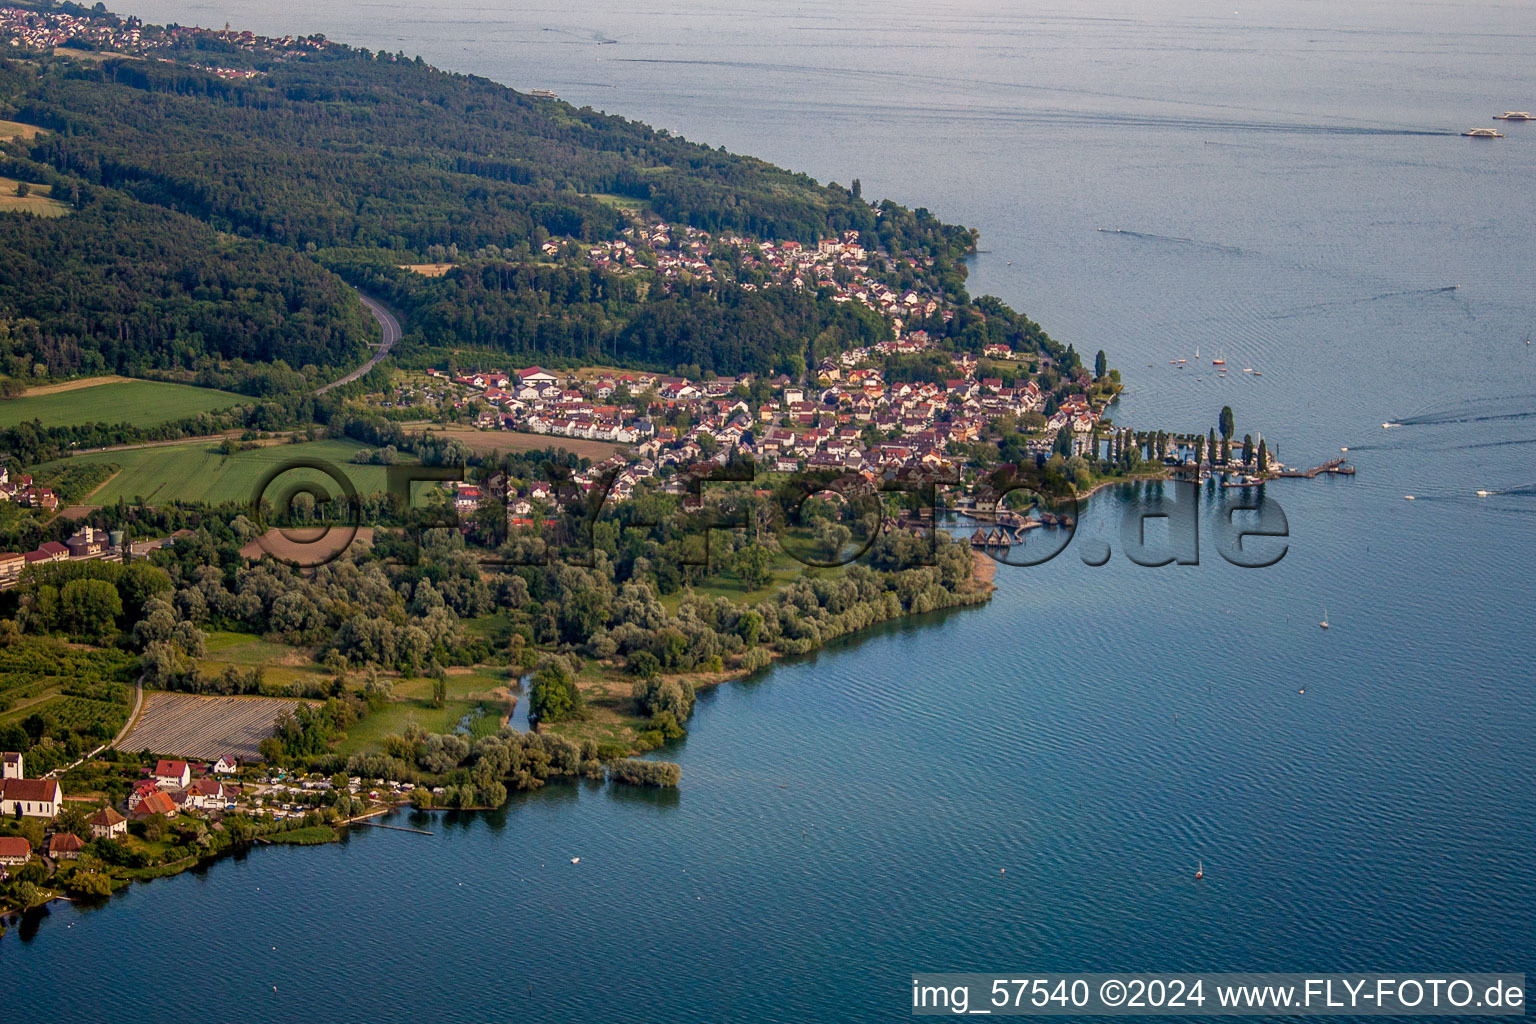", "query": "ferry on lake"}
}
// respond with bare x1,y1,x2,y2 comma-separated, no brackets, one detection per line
1492,112,1533,121
1462,128,1503,138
